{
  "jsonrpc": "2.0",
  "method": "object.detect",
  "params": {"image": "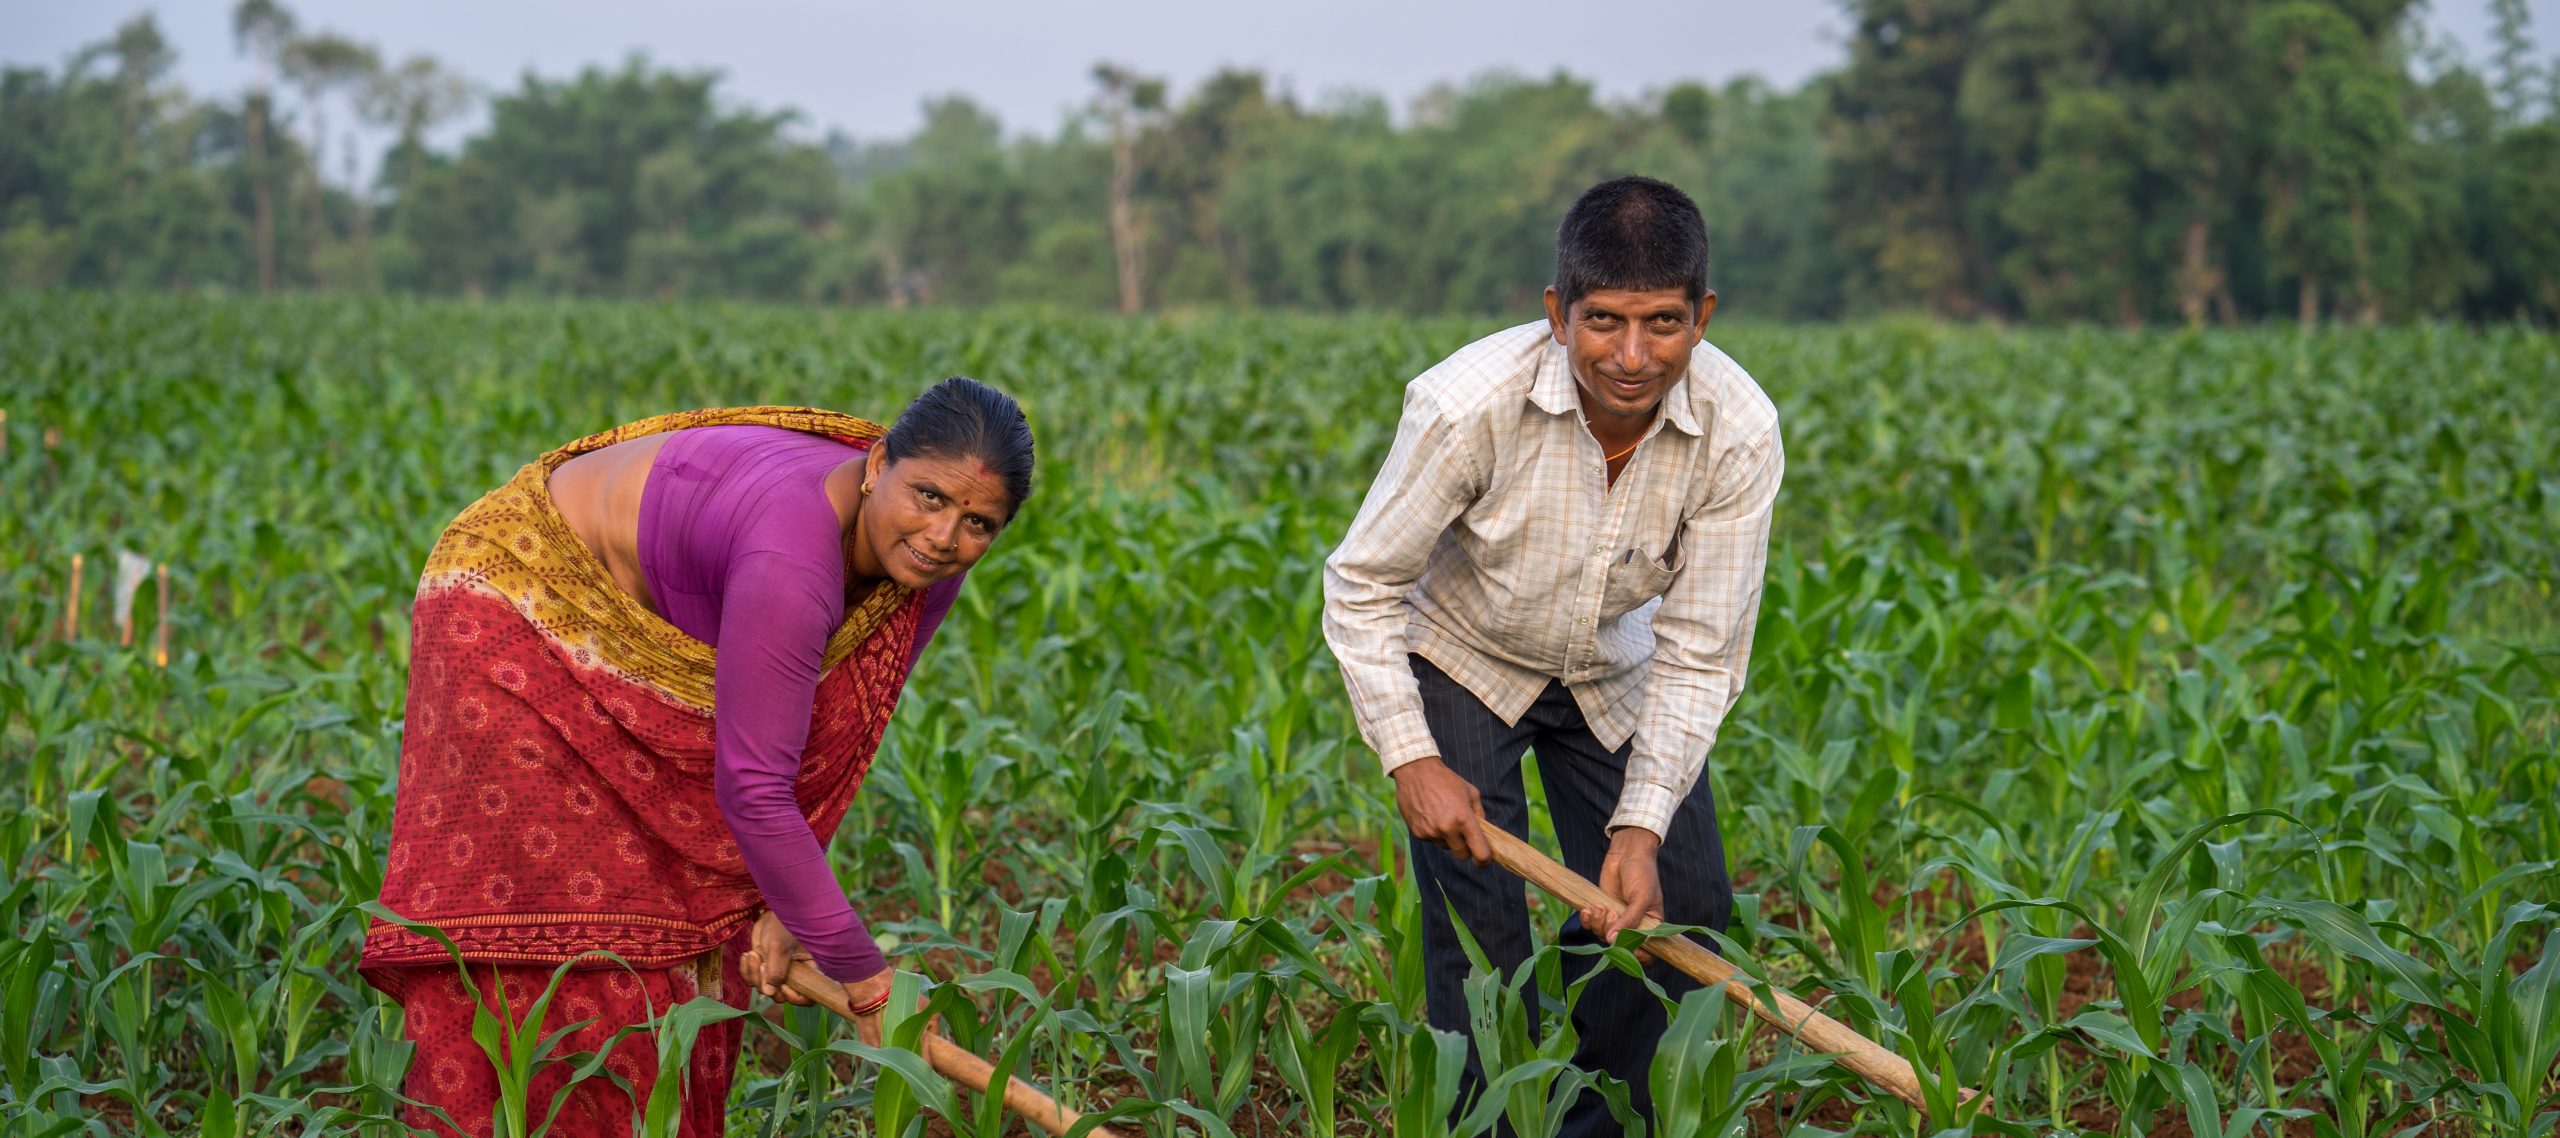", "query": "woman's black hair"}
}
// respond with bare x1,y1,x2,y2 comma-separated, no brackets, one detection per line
881,376,1036,515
